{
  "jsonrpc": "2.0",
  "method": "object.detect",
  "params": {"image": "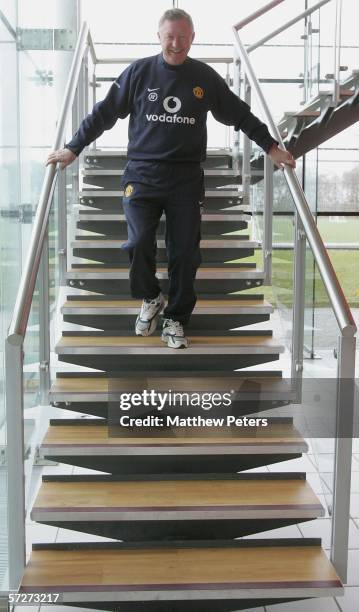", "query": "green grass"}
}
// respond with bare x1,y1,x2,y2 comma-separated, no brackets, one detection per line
241,247,359,308
268,217,359,244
